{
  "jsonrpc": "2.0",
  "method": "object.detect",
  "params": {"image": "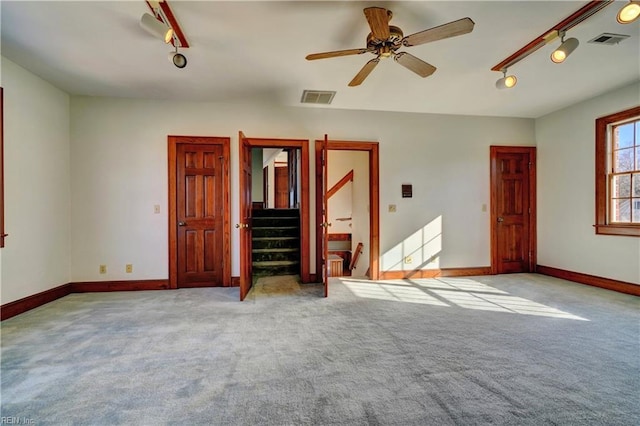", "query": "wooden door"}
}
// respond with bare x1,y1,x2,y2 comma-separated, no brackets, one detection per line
176,143,225,287
238,132,253,300
321,135,329,297
274,166,289,208
491,146,536,274
287,148,299,208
